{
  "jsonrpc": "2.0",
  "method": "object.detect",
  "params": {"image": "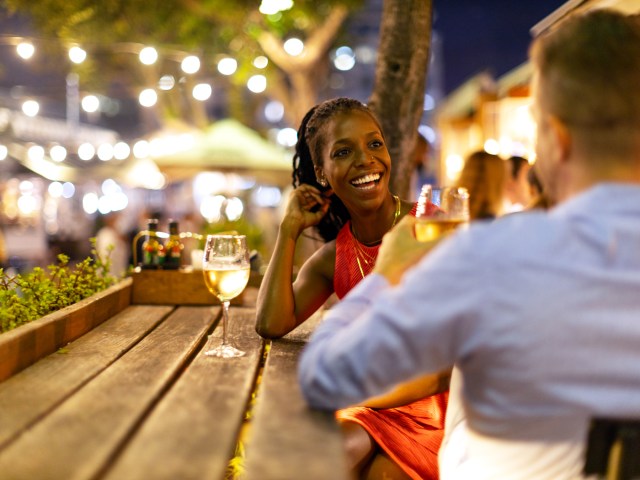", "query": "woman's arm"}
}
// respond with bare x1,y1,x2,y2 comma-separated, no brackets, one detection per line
255,185,334,339
357,369,451,409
